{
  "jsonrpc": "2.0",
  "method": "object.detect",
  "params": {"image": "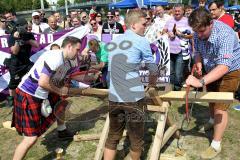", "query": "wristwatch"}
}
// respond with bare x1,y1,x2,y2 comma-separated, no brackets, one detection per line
199,78,205,87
